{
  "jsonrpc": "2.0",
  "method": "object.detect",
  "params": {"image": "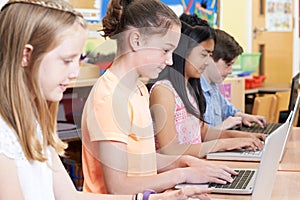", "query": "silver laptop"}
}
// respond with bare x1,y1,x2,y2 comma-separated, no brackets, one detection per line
279,92,300,162
205,94,299,162
176,120,287,199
